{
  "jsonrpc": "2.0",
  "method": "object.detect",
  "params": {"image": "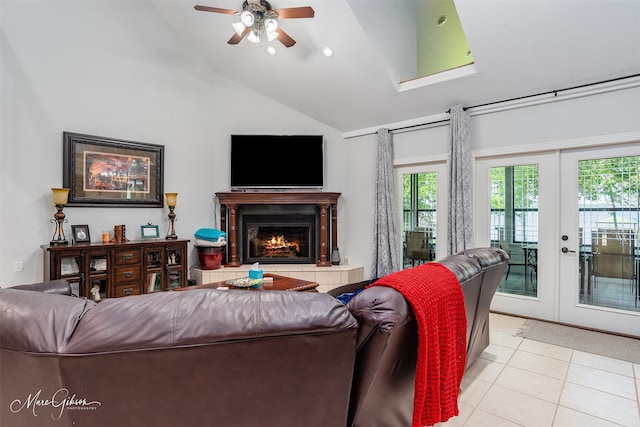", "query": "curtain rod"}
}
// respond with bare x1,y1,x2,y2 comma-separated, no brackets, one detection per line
344,72,640,138
445,72,640,115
